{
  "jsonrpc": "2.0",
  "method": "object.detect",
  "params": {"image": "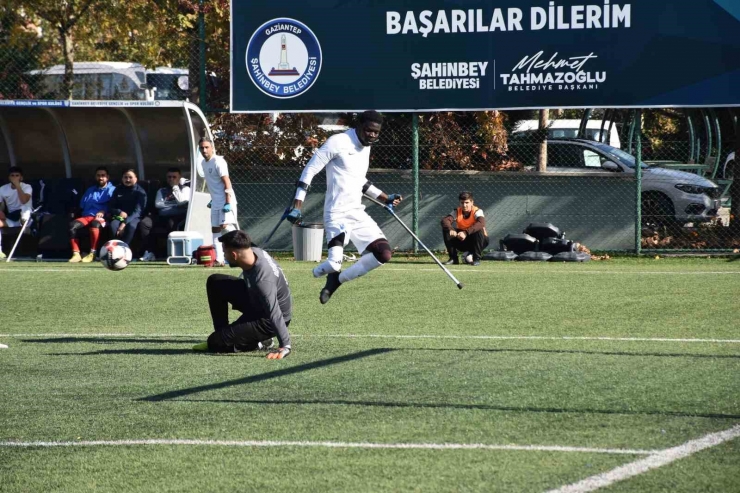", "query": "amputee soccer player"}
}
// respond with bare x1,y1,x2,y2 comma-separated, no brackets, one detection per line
197,136,237,266
193,230,293,359
286,110,403,304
